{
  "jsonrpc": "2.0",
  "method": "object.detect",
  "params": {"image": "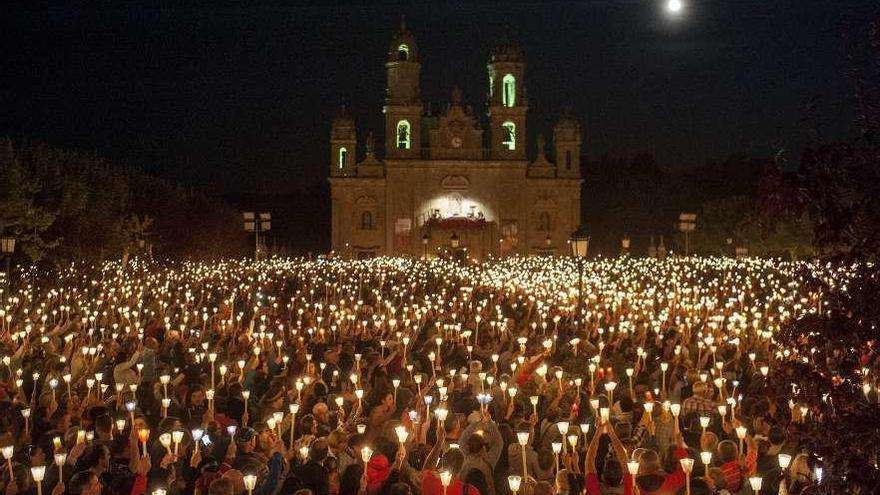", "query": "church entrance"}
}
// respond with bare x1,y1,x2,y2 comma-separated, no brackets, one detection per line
420,216,496,261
